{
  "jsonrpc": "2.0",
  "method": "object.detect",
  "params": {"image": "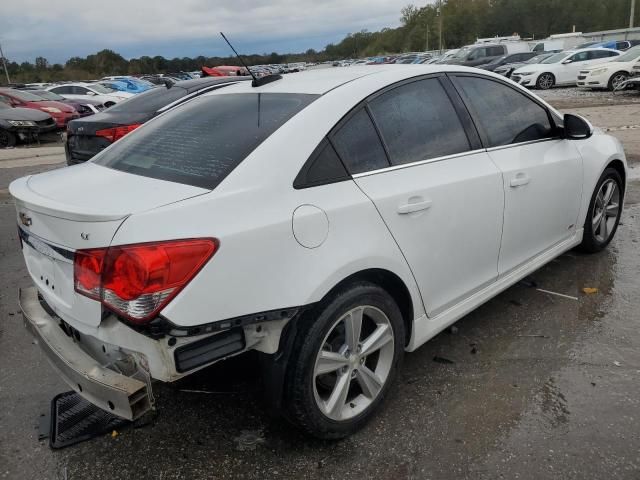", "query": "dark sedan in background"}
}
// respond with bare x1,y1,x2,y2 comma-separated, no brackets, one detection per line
0,101,56,148
65,76,249,164
478,51,540,72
